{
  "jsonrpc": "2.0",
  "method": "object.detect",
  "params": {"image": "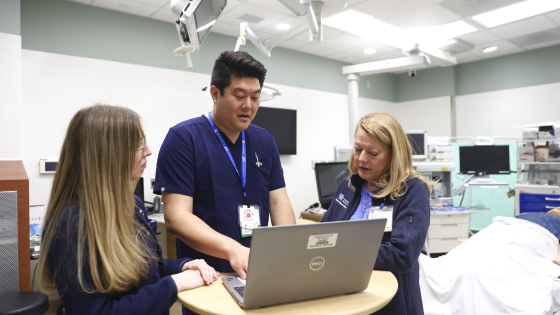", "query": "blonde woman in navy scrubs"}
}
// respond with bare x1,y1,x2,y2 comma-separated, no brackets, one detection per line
322,112,433,315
